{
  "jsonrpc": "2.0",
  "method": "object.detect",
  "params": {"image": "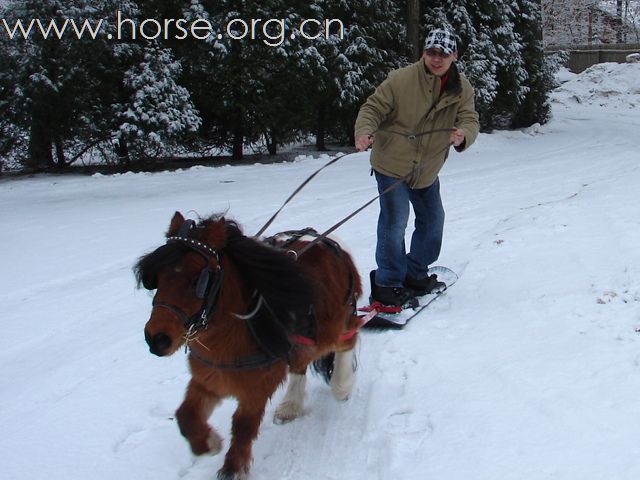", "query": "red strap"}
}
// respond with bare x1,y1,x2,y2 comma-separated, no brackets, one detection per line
291,316,366,346
290,334,316,346
358,301,402,314
339,328,358,342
